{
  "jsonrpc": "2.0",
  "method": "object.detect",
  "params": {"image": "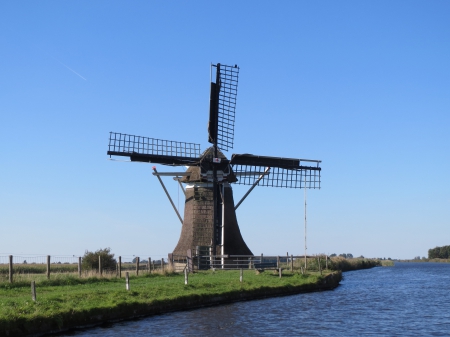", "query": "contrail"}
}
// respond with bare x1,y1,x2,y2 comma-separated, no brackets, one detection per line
51,55,87,80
